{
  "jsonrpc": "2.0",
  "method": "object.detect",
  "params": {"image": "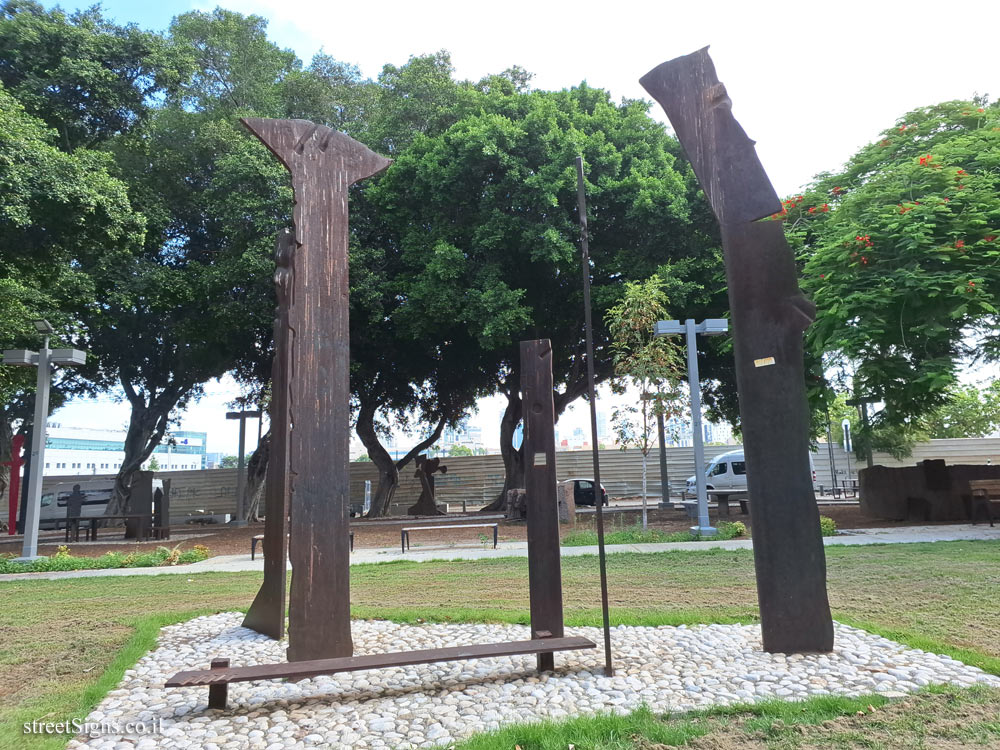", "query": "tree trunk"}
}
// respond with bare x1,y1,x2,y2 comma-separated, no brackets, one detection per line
106,378,182,516
356,398,450,518
482,388,524,511
0,416,12,506
356,400,399,518
245,429,270,521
